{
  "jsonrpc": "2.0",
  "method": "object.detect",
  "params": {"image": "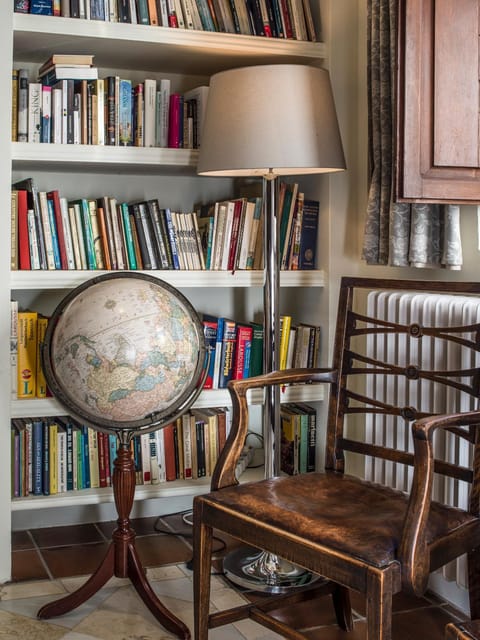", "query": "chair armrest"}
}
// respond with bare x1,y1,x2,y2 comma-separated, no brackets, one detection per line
399,410,480,594
210,368,337,491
